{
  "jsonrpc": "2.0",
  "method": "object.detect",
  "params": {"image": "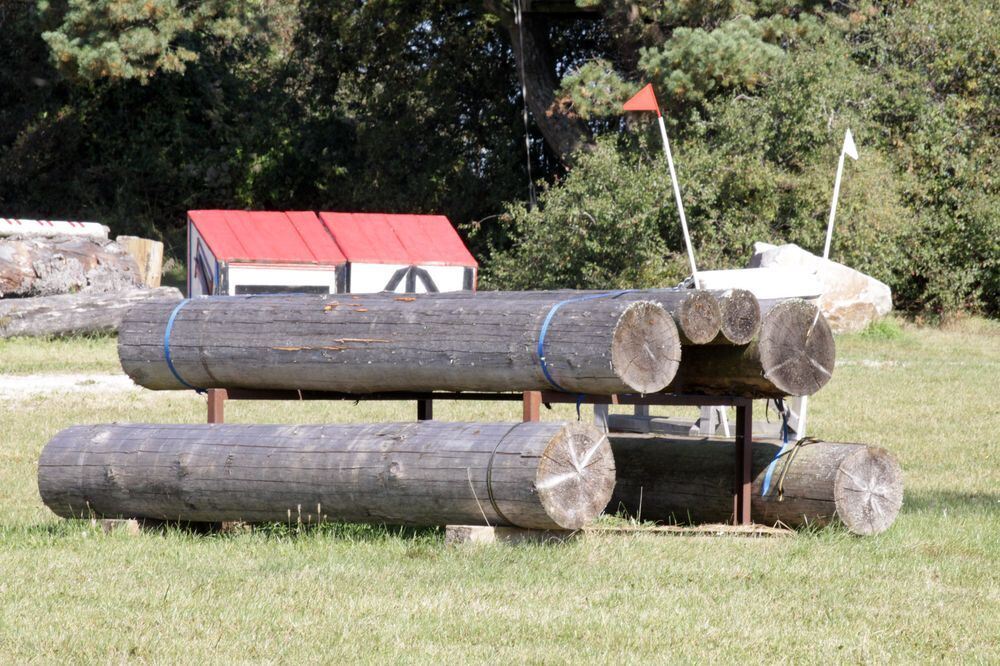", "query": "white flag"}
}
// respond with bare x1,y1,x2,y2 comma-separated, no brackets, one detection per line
842,128,858,160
